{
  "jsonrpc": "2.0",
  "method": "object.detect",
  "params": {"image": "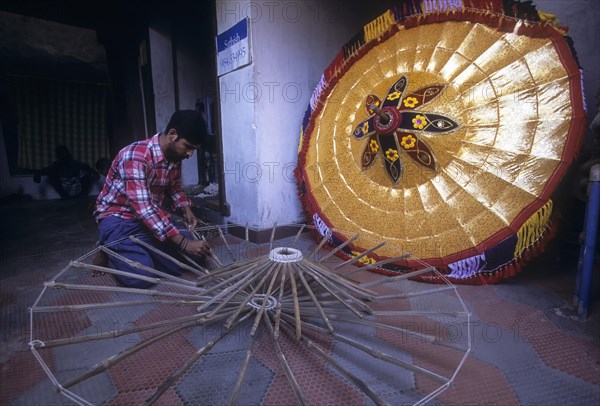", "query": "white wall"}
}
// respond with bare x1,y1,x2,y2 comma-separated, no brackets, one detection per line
149,23,204,185
150,24,176,136
217,0,259,225
216,0,399,228
174,23,217,186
